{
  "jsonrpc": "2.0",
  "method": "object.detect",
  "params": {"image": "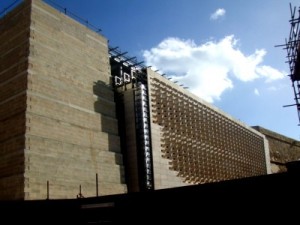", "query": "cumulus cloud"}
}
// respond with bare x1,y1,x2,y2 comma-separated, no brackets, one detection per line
210,8,226,20
143,35,285,102
254,88,260,96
